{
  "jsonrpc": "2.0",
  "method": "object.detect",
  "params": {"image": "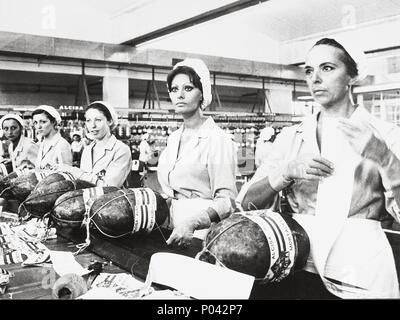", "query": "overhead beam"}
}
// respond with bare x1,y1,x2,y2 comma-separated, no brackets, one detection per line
0,31,305,82
364,45,400,54
121,0,269,46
